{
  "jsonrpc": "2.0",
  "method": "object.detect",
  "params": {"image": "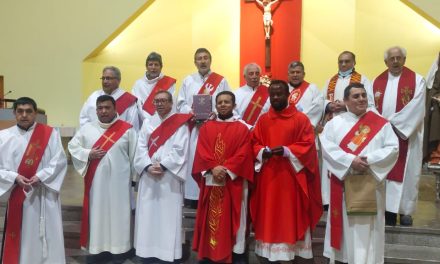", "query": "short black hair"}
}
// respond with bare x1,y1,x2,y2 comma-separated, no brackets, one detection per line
155,90,173,102
269,79,289,95
194,48,212,61
96,95,116,107
13,97,37,111
216,91,235,105
343,82,365,100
